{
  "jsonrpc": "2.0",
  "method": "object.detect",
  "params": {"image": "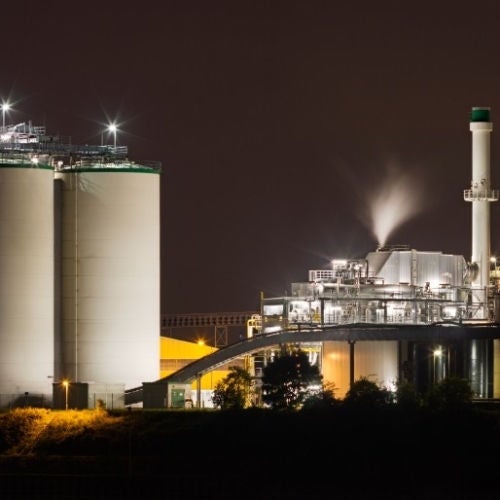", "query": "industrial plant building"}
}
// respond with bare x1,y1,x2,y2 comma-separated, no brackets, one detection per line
159,336,246,408
143,106,500,407
2,106,500,409
253,106,500,399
